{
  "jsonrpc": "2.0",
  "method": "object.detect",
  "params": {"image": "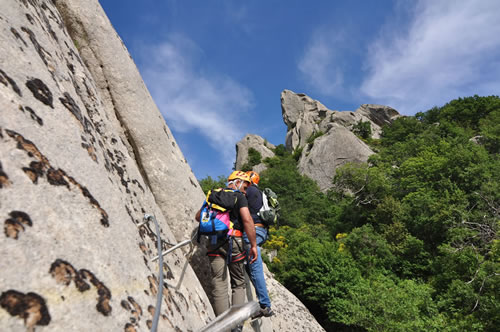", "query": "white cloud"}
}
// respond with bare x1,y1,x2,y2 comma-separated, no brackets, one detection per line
139,34,254,164
361,0,500,114
298,31,345,96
